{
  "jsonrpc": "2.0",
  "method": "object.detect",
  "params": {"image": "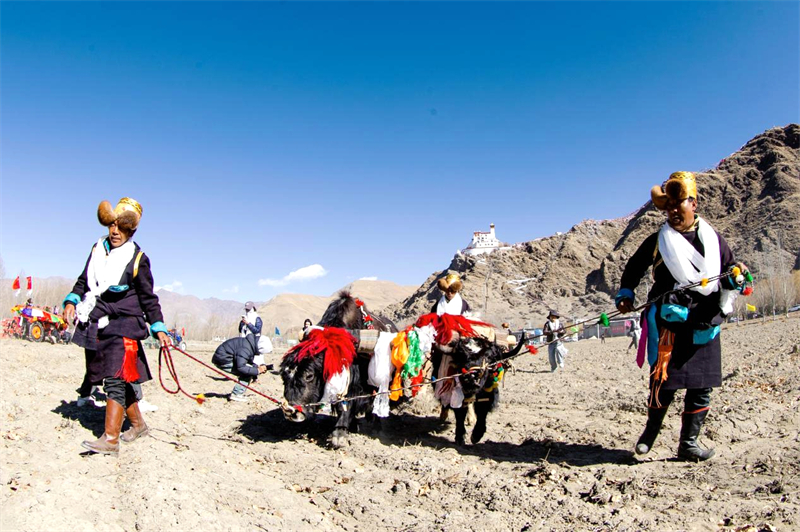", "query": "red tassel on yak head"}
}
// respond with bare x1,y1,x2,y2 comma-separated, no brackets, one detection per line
284,328,357,381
